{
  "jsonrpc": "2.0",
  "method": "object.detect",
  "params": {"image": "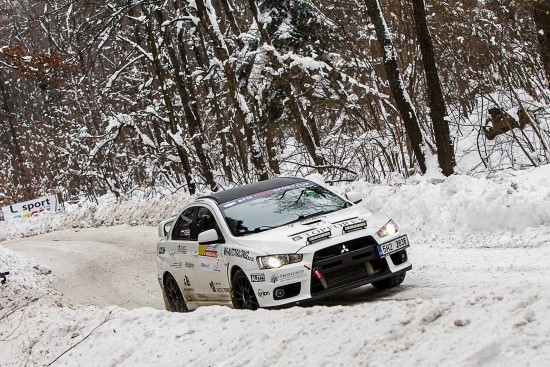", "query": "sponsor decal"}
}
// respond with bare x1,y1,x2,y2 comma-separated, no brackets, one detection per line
270,269,307,284
220,181,315,209
158,247,165,254
209,281,230,293
341,244,349,253
196,293,208,299
184,261,195,269
183,287,194,292
177,245,187,254
292,235,303,242
172,262,182,268
258,289,270,298
223,247,254,261
200,258,222,273
250,273,265,282
199,244,218,258
183,275,191,287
